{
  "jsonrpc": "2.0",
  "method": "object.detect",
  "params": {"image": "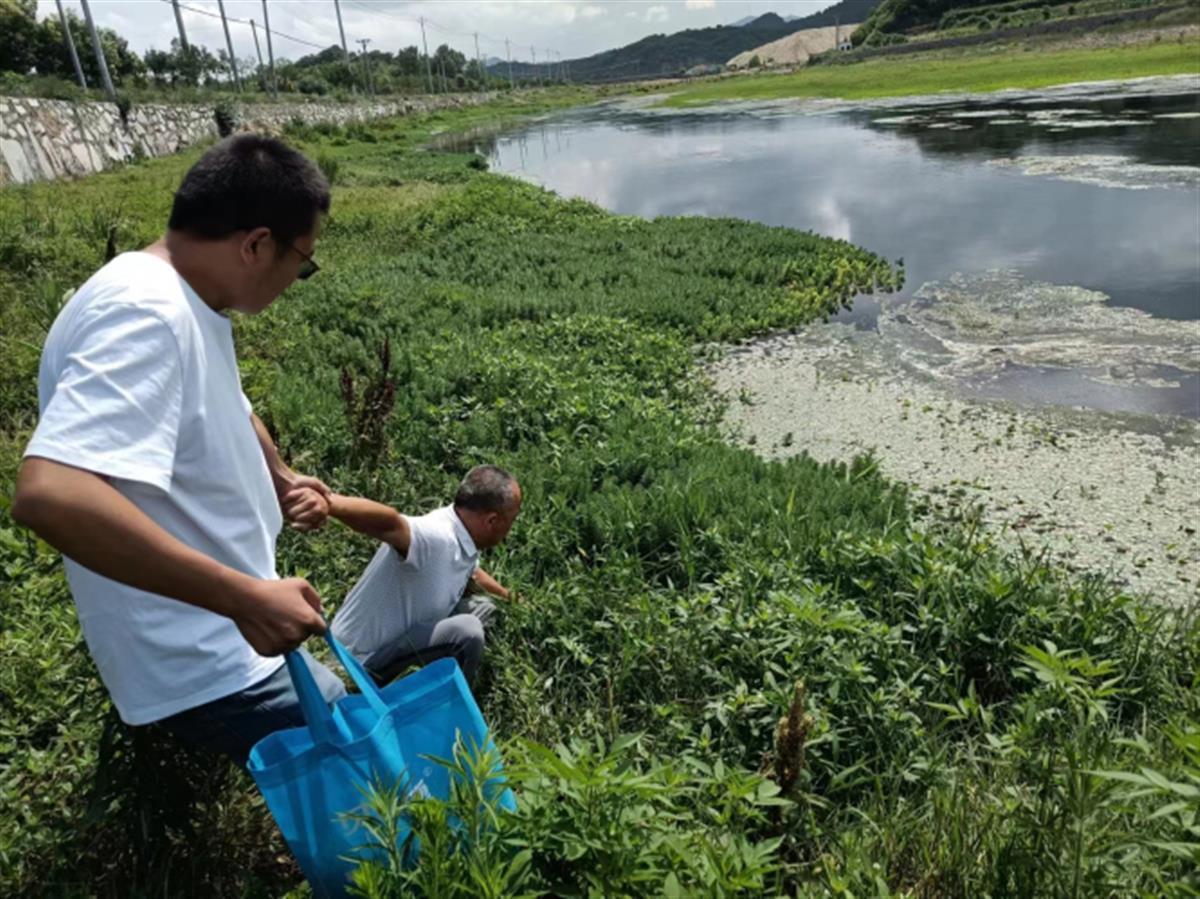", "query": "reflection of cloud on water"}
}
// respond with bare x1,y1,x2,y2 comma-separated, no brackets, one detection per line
989,154,1200,190
813,195,852,242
